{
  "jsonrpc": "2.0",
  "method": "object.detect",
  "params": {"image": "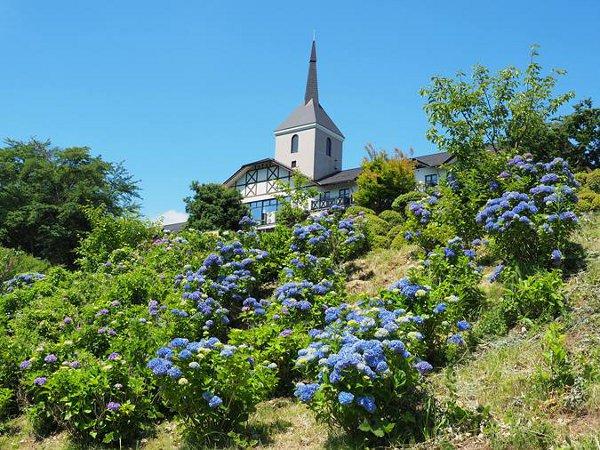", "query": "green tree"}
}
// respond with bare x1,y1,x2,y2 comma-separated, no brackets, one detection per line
275,172,319,227
420,46,574,169
353,145,416,214
0,139,139,265
553,98,600,170
184,182,248,231
419,48,576,238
